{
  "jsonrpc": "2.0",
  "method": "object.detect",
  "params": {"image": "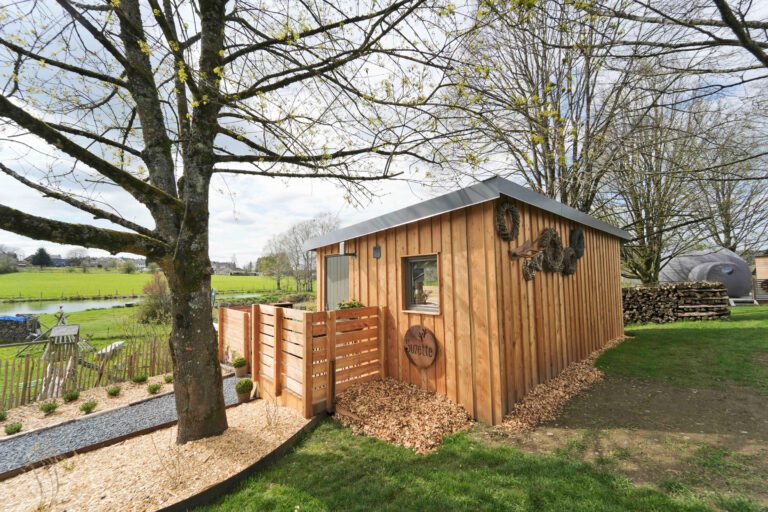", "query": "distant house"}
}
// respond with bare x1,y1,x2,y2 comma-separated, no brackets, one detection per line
50,256,67,267
212,261,242,275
